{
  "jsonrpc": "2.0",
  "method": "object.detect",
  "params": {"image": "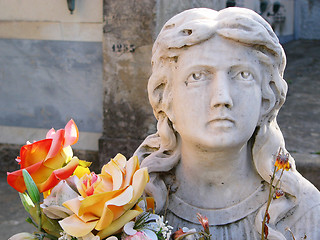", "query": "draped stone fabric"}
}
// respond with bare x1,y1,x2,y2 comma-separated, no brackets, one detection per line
164,181,320,240
165,205,320,240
